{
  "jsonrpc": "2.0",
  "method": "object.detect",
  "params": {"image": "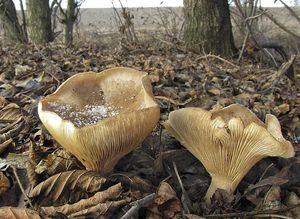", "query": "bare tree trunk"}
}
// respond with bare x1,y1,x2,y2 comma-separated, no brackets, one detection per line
19,0,28,42
65,0,76,45
183,0,237,56
26,0,53,44
0,0,26,43
54,0,80,45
